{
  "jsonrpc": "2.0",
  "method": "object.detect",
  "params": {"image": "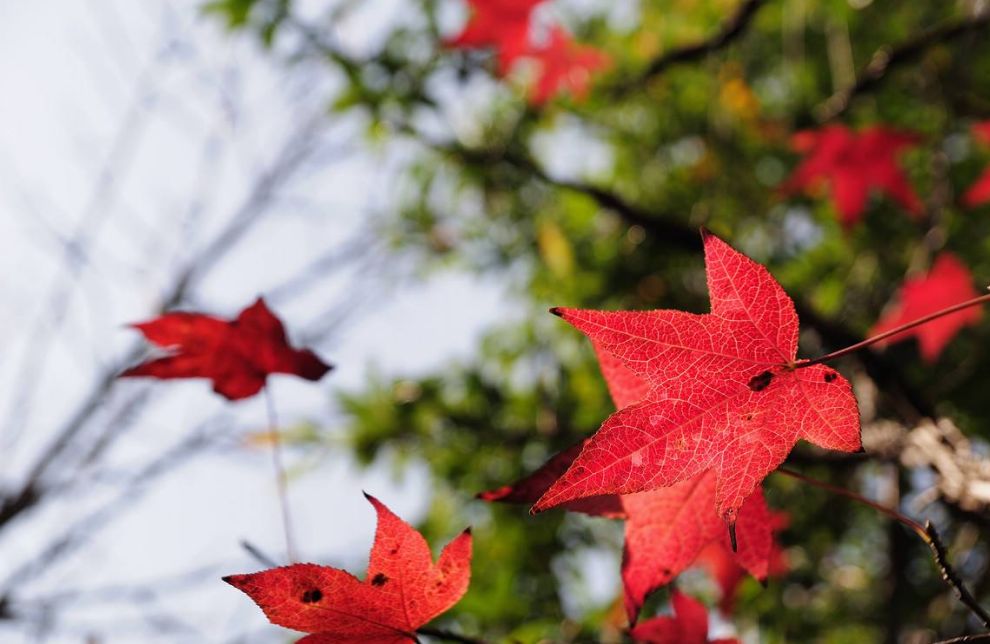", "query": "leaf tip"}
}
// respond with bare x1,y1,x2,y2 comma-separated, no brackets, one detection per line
549,307,564,318
699,225,713,239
